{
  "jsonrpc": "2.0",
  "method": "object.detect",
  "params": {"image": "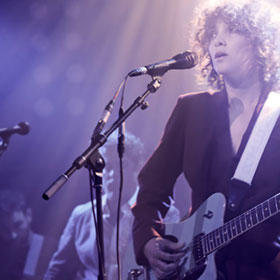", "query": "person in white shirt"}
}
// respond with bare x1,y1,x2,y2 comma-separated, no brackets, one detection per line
44,131,148,280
